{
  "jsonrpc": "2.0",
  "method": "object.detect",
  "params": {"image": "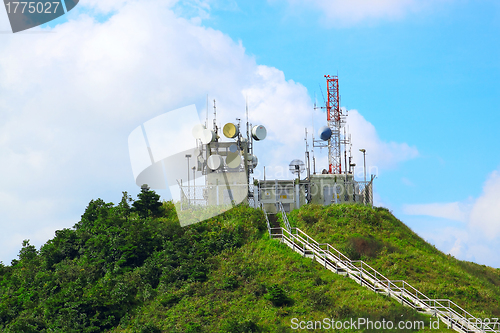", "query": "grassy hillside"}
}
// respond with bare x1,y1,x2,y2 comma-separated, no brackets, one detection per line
0,190,493,332
288,204,500,318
